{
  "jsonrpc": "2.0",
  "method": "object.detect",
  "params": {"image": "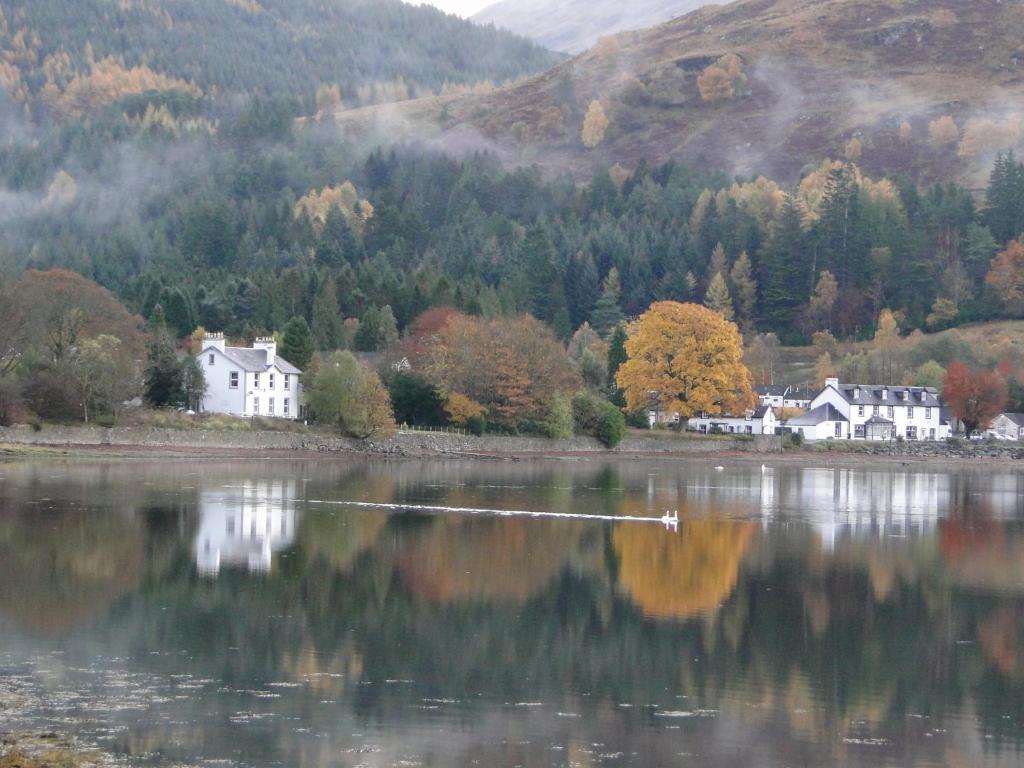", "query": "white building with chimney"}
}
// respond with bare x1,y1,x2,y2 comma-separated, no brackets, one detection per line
796,378,952,442
198,332,304,419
